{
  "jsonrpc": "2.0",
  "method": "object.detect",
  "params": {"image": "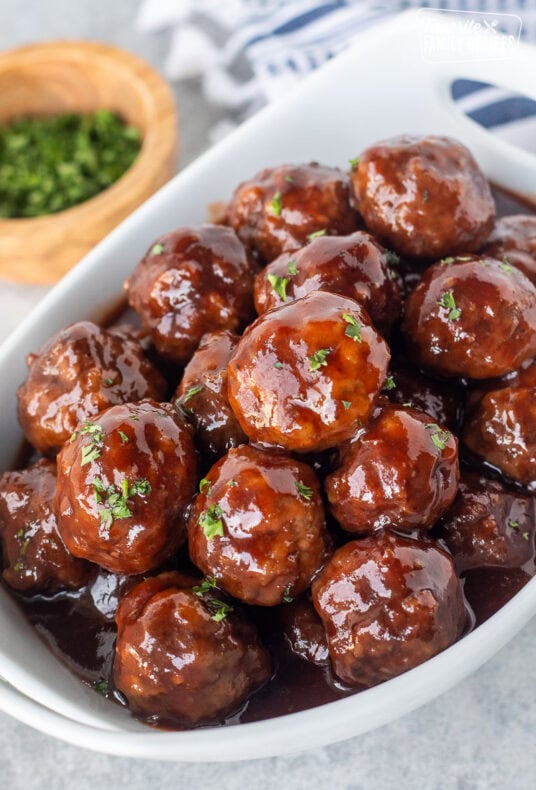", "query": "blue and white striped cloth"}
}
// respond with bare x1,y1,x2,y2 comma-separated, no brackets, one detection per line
137,0,536,149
